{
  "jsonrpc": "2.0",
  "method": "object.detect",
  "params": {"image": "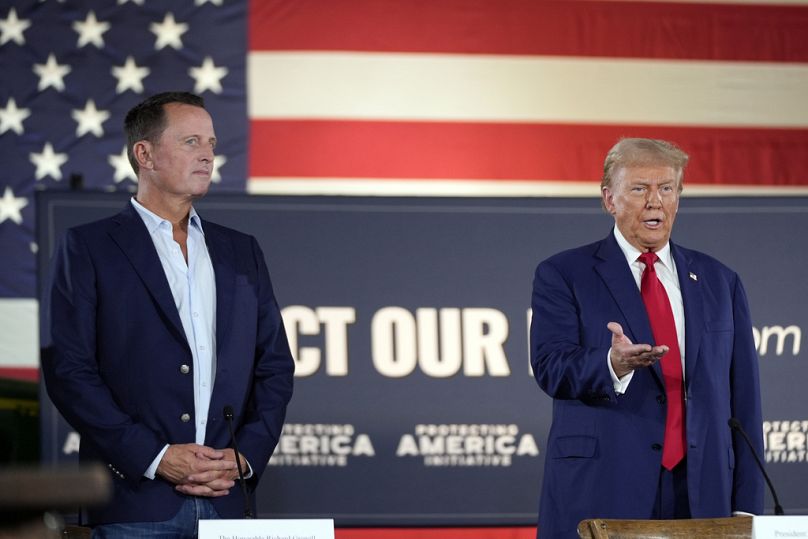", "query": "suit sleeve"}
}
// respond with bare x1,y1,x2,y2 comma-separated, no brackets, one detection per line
41,230,165,484
234,236,295,484
728,273,765,513
530,259,616,402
